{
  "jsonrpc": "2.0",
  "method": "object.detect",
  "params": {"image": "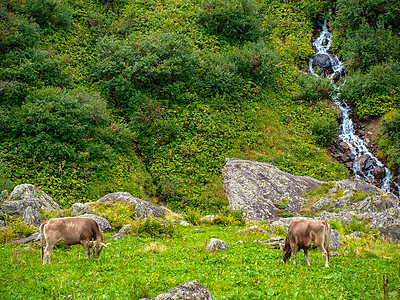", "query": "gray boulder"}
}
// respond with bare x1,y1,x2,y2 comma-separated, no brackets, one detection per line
71,203,91,216
79,214,112,232
206,238,229,252
179,221,194,227
9,232,41,244
329,229,342,250
200,215,218,223
22,206,44,227
320,207,400,243
111,224,131,241
222,158,322,221
313,197,334,212
311,53,332,69
96,192,165,219
270,217,314,232
141,280,214,300
1,184,60,216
